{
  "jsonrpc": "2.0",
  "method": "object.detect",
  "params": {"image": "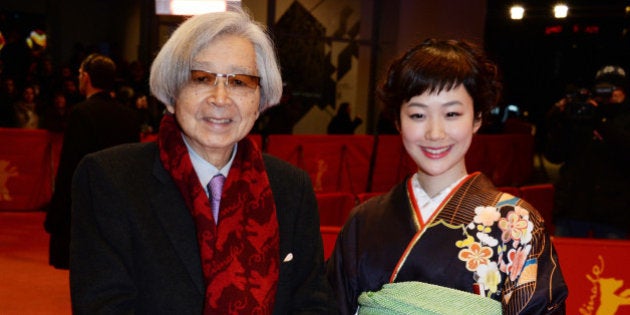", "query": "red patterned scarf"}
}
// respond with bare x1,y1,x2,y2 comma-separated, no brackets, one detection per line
158,114,280,314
